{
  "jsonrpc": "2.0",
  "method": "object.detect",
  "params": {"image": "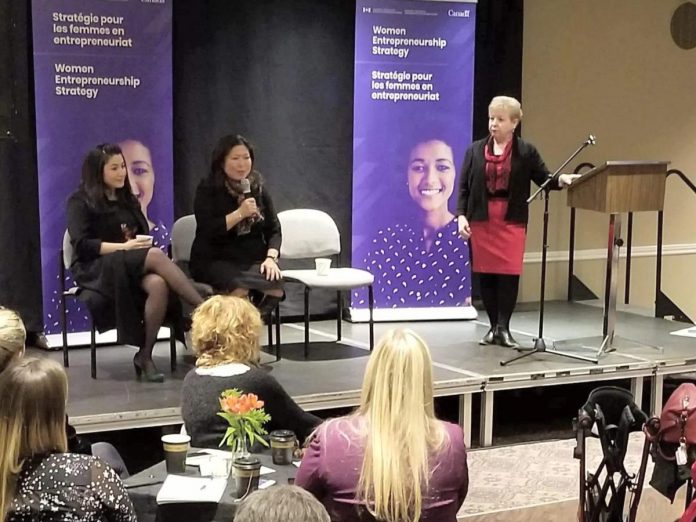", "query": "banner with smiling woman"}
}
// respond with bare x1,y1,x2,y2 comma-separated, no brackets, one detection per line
31,0,173,343
350,0,477,321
